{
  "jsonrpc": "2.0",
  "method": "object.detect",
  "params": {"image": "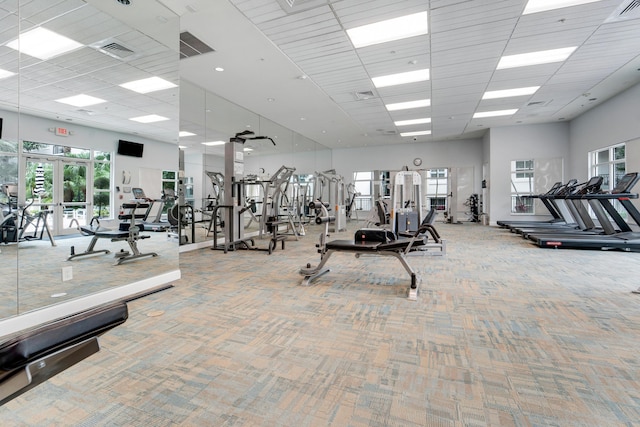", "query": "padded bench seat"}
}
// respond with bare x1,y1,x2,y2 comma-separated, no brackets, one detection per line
0,302,128,405
326,240,381,251
326,237,427,252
